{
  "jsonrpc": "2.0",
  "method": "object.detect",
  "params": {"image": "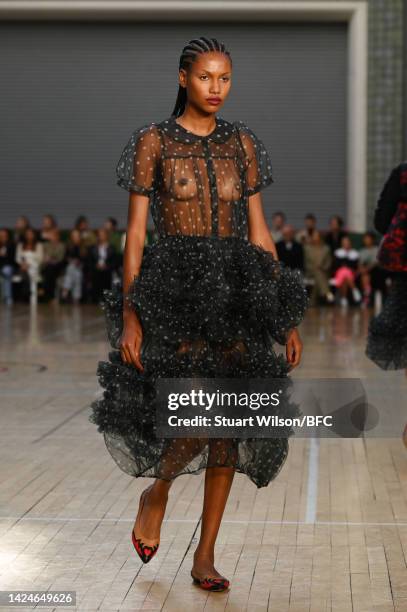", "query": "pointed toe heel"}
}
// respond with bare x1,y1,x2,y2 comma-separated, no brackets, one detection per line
131,485,160,564
131,528,159,564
